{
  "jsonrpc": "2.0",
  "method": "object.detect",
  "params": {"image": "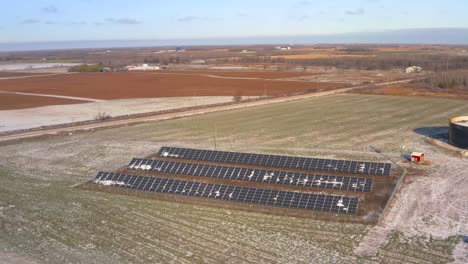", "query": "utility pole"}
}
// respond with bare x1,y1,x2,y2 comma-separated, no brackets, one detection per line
369,145,400,167
213,124,217,150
